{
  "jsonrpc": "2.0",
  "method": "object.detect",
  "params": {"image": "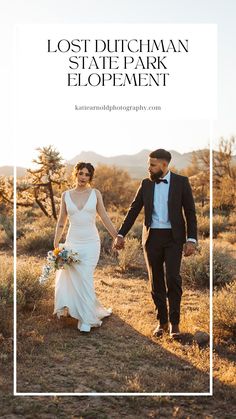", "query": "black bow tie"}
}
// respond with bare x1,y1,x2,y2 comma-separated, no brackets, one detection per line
155,178,168,184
